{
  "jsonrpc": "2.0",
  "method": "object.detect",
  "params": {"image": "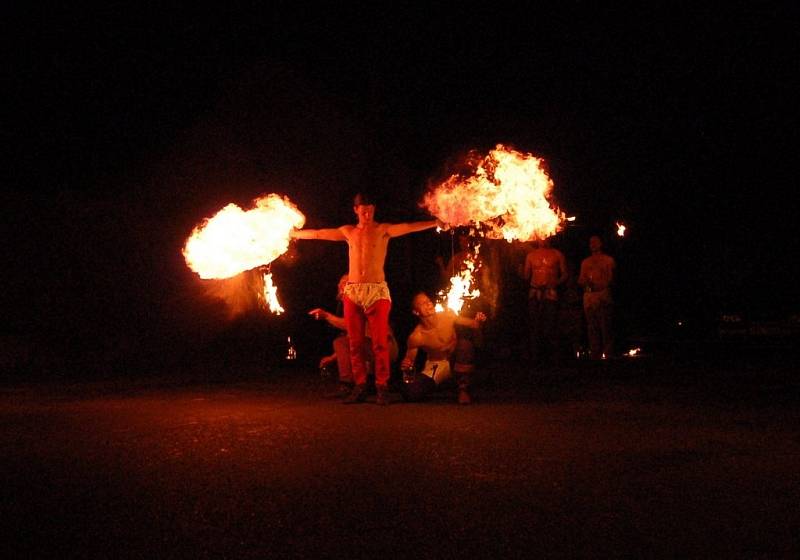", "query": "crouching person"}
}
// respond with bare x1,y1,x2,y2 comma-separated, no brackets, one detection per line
400,292,486,404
